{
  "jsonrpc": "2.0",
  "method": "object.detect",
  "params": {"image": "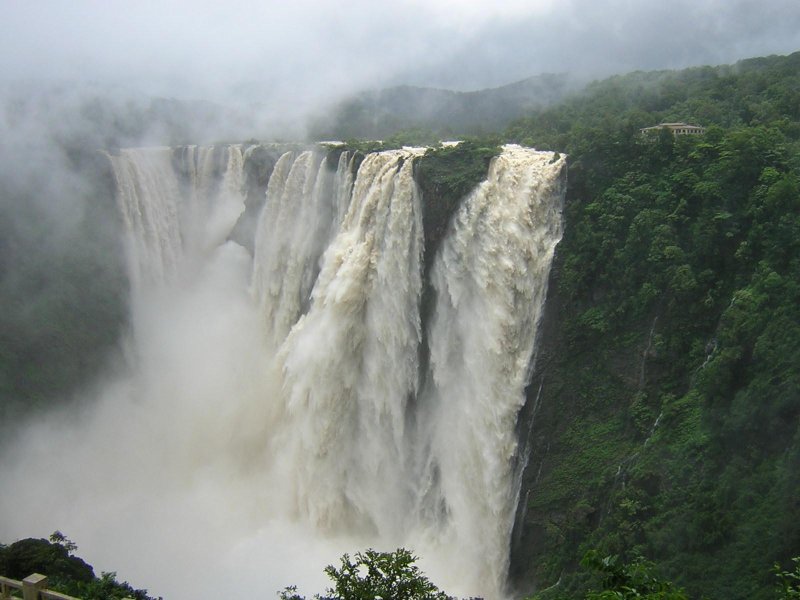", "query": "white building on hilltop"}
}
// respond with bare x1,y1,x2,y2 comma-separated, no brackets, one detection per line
640,122,706,136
